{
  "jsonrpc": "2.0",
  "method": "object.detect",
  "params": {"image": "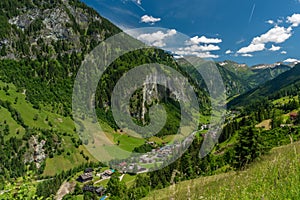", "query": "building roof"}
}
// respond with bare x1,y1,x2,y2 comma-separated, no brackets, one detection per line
84,167,94,173
80,172,93,180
